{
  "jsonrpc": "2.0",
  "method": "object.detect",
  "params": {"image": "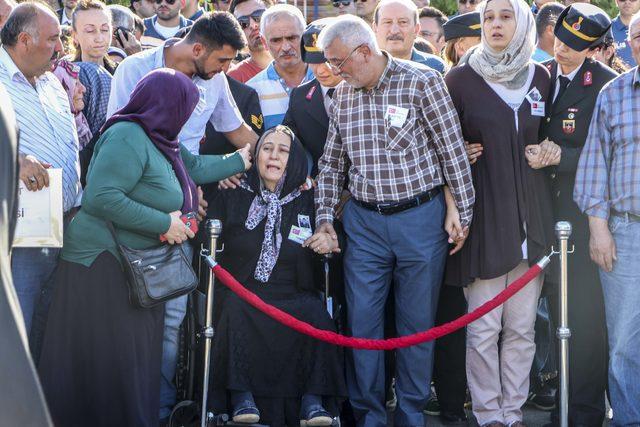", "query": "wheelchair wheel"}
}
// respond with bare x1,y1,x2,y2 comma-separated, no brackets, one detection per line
169,400,199,427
